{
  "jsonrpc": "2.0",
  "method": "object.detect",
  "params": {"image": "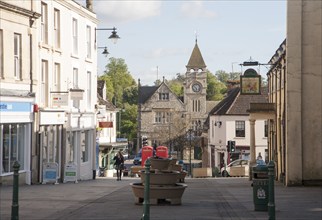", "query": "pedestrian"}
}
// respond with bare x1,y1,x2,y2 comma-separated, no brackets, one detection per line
113,150,124,181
